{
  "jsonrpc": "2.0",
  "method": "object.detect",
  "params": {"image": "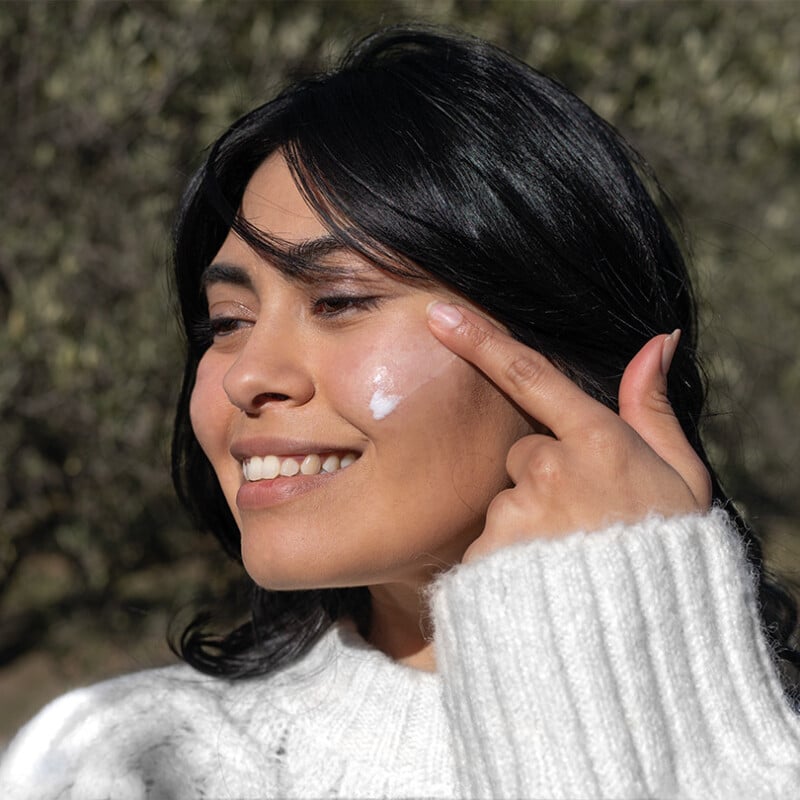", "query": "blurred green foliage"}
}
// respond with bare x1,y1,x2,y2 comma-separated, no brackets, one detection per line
1,0,799,736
